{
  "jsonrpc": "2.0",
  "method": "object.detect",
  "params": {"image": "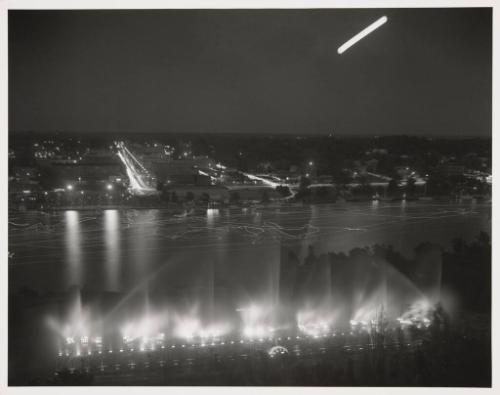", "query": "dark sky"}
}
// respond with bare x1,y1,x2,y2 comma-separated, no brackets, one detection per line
9,8,492,136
